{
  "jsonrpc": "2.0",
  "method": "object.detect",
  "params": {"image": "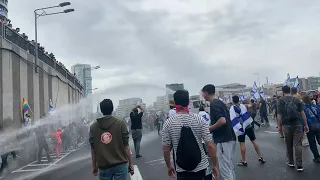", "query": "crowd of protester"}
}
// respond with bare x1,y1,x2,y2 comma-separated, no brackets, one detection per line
0,116,90,176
